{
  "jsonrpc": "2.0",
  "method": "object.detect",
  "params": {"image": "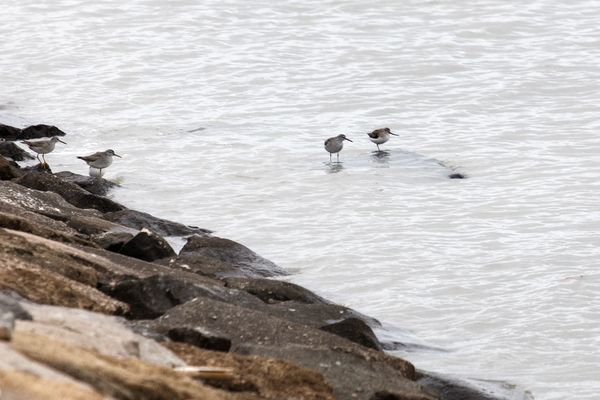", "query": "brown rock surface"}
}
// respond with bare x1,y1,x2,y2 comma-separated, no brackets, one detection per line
164,341,340,400
0,369,104,400
10,331,228,400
